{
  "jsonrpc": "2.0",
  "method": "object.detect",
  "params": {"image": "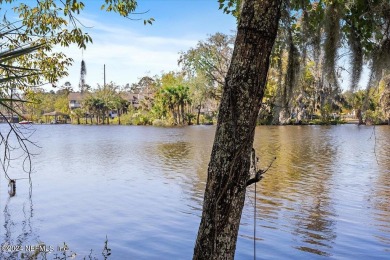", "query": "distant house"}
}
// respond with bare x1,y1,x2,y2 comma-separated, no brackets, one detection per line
199,99,219,116
121,92,139,108
68,92,84,110
67,91,153,114
0,114,19,123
